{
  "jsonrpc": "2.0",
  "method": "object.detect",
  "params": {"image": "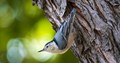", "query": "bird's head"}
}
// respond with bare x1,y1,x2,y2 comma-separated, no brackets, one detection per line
38,41,58,53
